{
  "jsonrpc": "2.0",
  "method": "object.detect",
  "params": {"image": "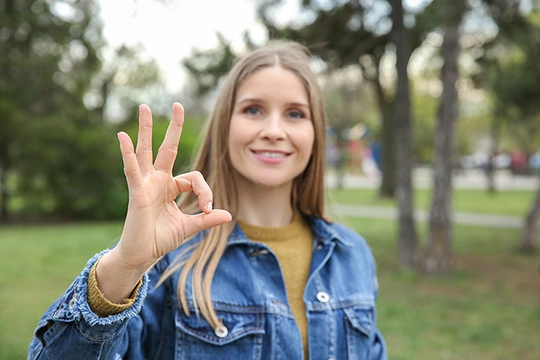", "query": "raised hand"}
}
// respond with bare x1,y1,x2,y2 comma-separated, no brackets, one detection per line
96,103,231,303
